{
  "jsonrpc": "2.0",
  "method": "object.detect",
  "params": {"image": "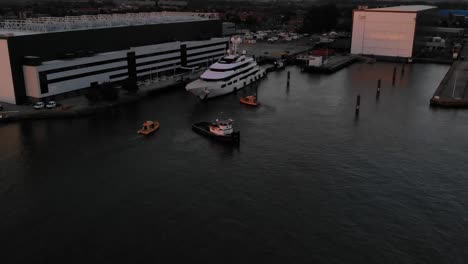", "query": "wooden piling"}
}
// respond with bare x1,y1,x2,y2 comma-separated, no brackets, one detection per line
355,94,361,115
377,79,381,98
392,66,396,86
